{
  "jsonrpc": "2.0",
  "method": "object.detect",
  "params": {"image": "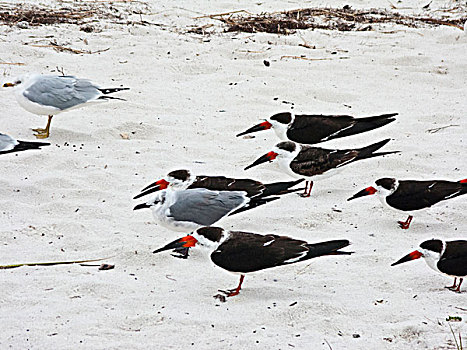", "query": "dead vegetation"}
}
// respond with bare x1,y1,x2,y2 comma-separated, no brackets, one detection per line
197,6,466,34
0,1,151,27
